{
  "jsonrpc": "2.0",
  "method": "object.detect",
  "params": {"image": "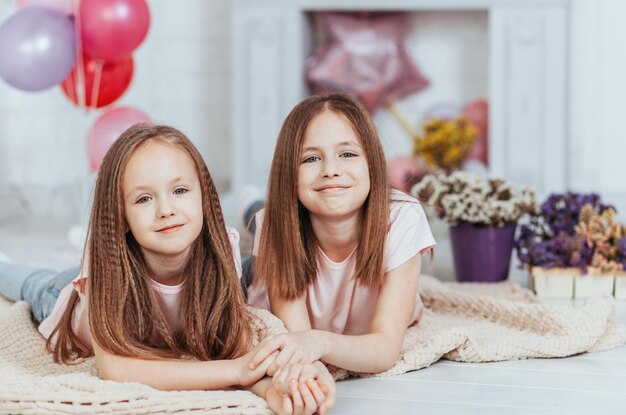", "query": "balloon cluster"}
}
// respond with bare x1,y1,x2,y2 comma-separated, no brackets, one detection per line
0,0,153,171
